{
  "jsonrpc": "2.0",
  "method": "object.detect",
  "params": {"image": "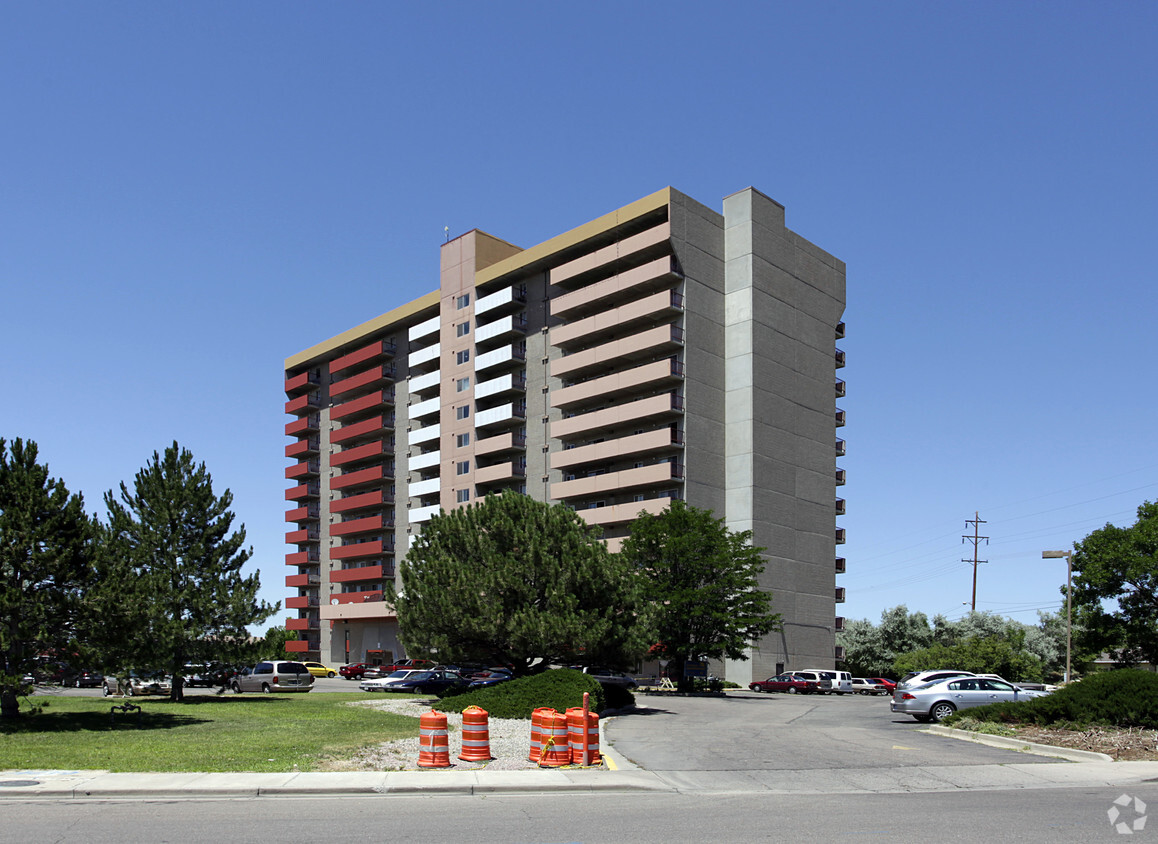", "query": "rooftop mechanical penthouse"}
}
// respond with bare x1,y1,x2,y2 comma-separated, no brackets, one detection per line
283,186,847,682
